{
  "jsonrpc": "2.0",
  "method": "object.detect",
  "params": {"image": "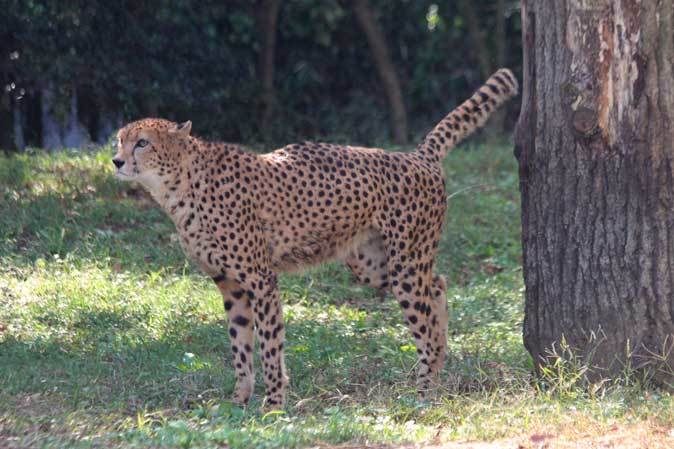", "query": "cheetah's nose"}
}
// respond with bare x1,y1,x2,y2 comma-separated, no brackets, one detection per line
112,158,125,169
